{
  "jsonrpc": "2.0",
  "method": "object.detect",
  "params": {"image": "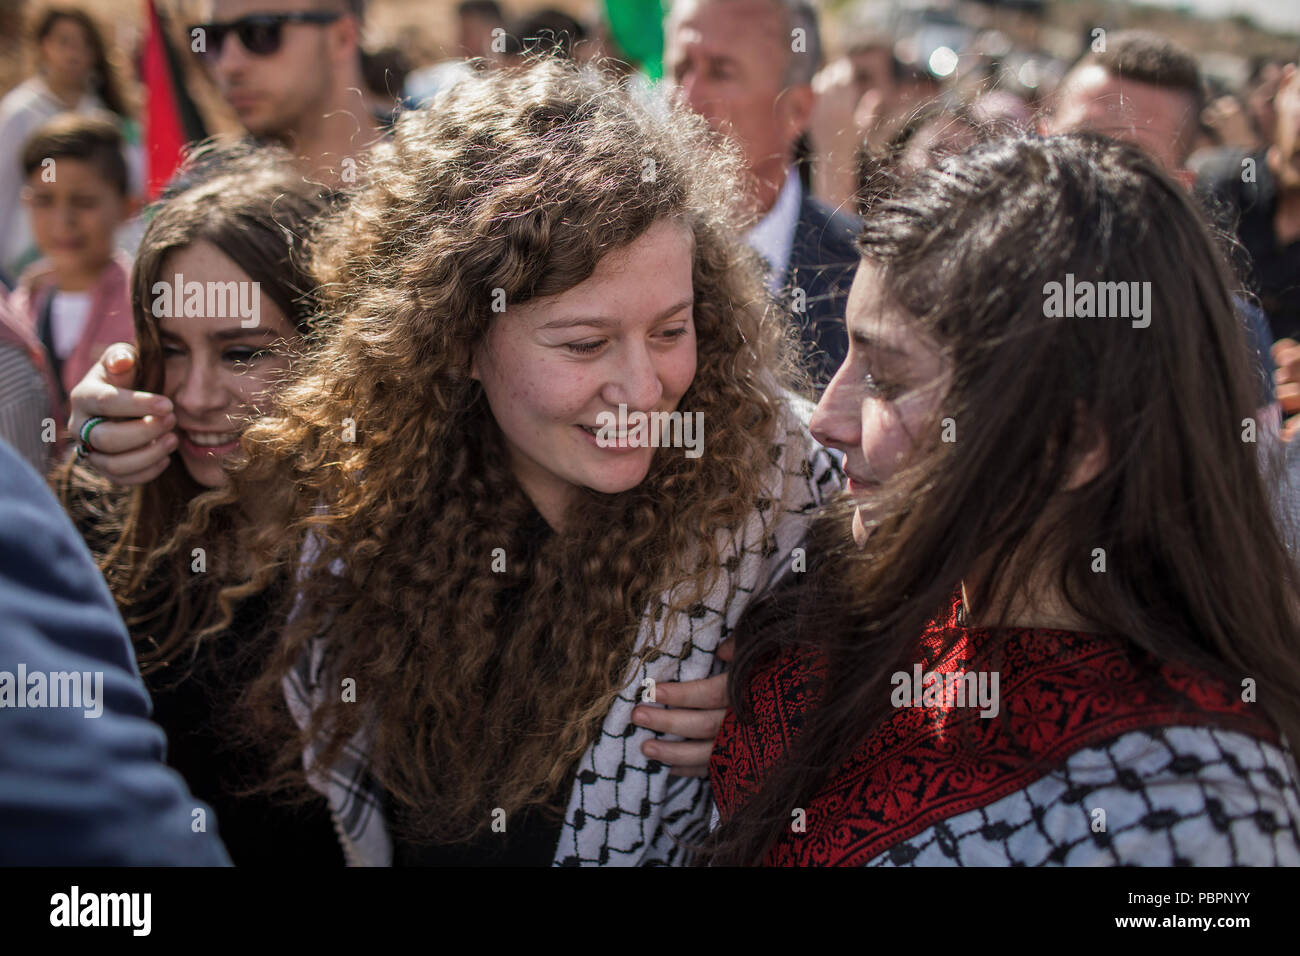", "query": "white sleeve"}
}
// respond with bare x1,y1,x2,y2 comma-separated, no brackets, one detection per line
0,92,46,276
